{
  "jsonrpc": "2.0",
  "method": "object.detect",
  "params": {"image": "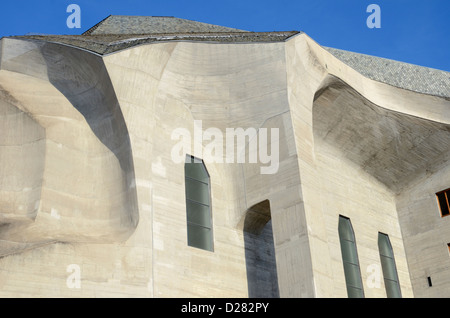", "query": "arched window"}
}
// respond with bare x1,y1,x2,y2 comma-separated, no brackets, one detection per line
184,155,213,252
338,215,364,298
378,232,402,298
242,200,279,298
